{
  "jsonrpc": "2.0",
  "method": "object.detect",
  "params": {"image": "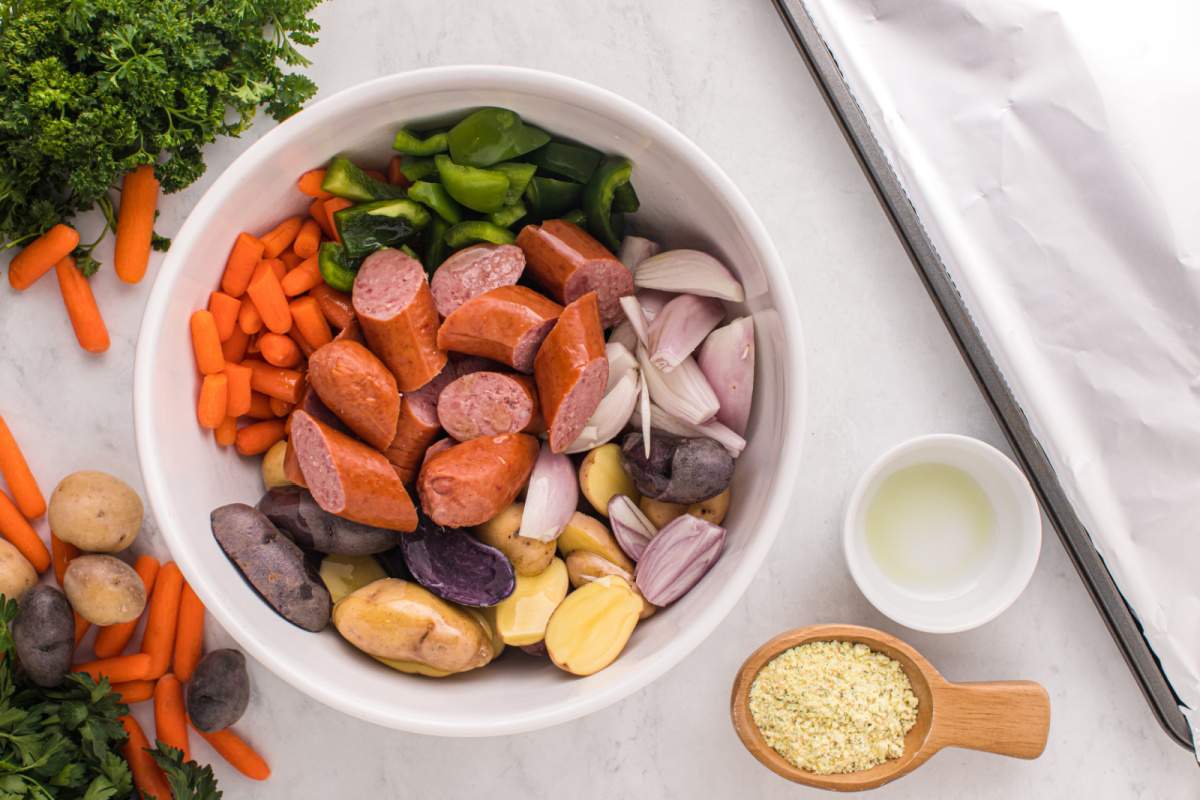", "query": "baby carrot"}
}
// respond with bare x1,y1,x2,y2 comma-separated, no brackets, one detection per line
93,554,160,659
154,674,190,761
308,198,333,239
309,284,354,330
247,266,292,334
260,216,303,259
280,256,321,297
289,325,315,358
208,291,241,342
50,533,79,586
223,363,253,418
269,397,292,418
387,155,408,186
173,583,205,681
258,332,301,368
214,416,238,447
8,224,79,291
197,374,229,430
54,257,110,353
121,716,172,800
220,232,266,297
74,653,152,683
246,392,276,420
74,613,90,649
246,361,304,404
280,250,302,271
292,218,322,258
261,258,286,282
0,414,46,519
0,490,50,572
221,326,250,363
142,561,183,679
289,296,333,349
190,310,225,375
114,164,160,284
238,297,263,335
235,420,286,456
192,724,271,781
297,168,331,199
111,679,155,704
321,198,352,242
